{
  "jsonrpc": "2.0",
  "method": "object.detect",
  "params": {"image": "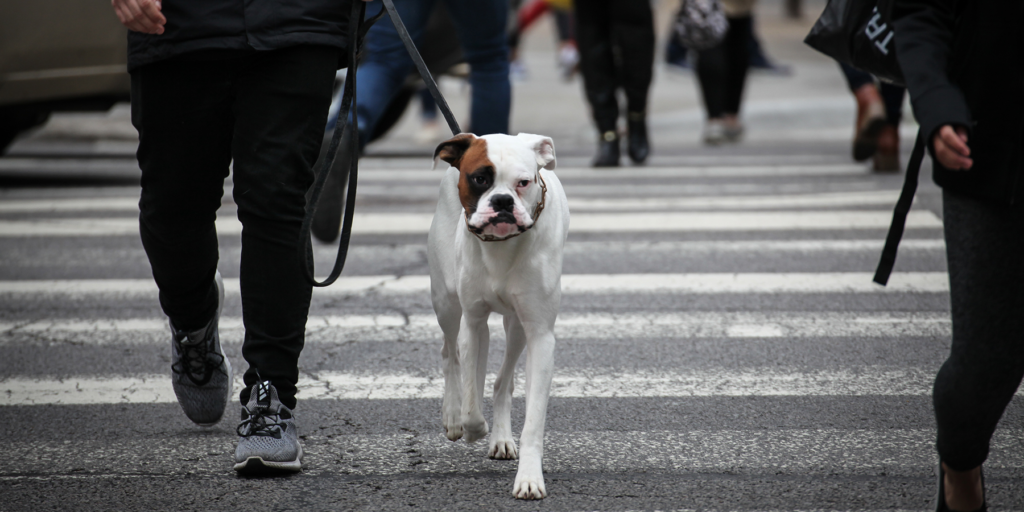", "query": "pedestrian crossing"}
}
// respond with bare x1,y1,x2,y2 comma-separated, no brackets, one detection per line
3,157,1020,509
